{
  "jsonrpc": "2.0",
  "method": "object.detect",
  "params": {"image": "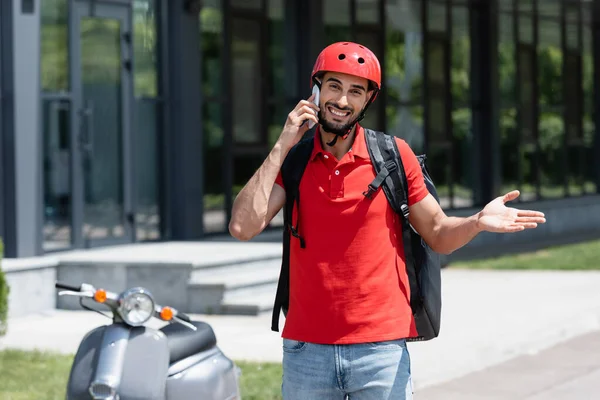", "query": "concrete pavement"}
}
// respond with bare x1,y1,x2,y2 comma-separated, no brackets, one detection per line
417,329,600,399
1,268,600,396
